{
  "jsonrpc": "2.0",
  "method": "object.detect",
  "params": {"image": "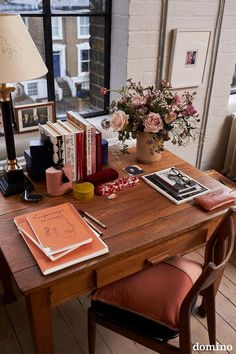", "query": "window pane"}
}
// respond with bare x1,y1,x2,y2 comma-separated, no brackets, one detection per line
52,16,105,116
0,0,42,13
12,17,48,106
81,49,89,61
51,0,106,14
